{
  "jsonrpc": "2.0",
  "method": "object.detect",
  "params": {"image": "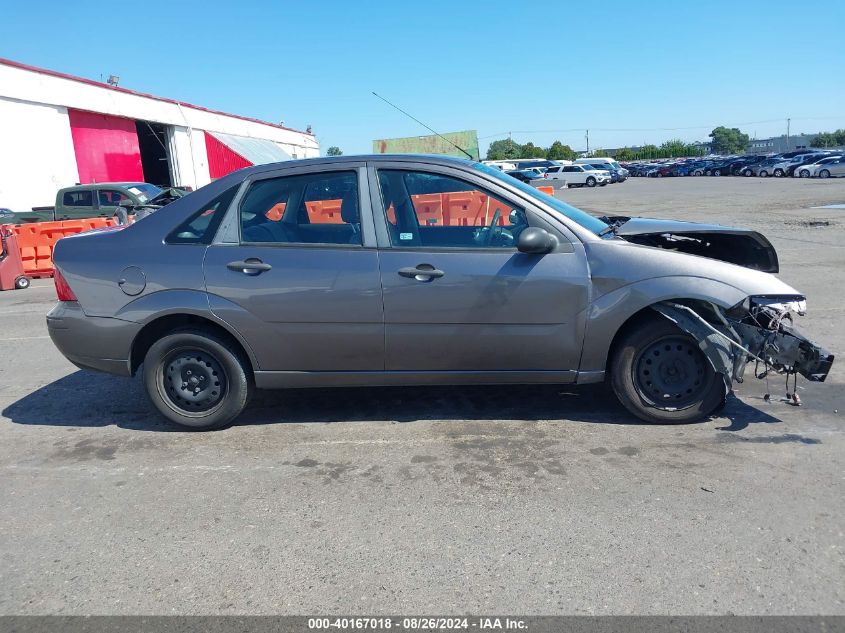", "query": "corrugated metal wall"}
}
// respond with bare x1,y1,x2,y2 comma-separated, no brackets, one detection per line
204,131,253,179
68,109,143,183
